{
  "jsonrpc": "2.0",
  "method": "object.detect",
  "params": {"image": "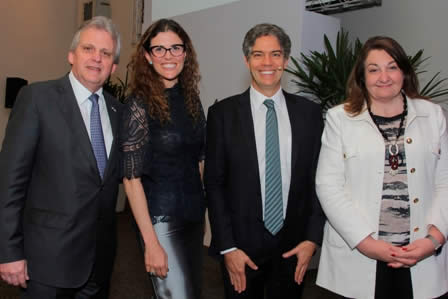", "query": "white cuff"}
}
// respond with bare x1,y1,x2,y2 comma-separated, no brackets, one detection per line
220,247,237,255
